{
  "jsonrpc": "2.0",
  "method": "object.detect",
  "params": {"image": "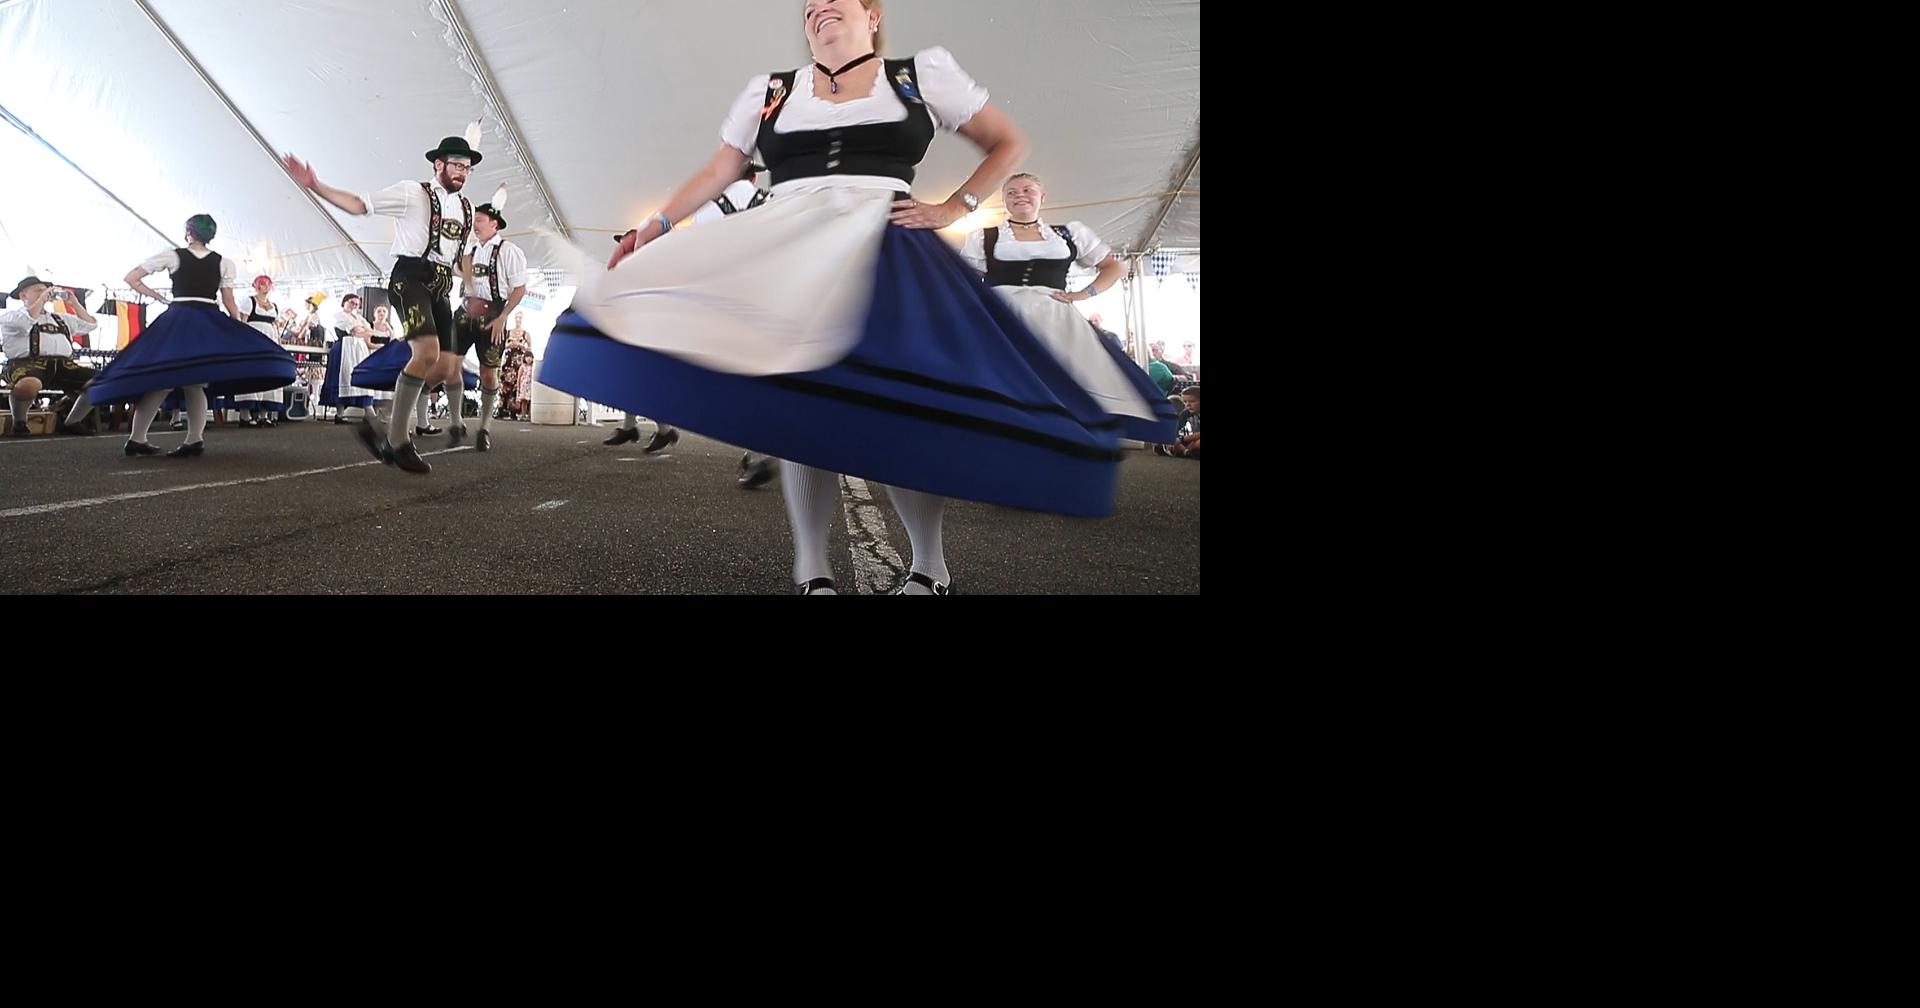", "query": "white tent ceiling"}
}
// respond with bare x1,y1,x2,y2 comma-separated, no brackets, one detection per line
1,0,1198,293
